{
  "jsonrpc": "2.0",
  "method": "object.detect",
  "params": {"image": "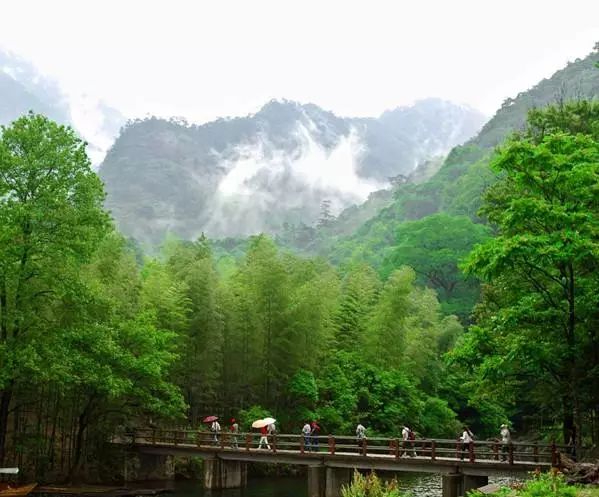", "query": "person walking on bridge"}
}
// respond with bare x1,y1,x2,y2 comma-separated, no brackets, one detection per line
302,421,312,451
258,425,271,450
500,424,511,462
310,420,321,452
401,425,416,457
211,419,221,445
356,422,366,451
230,418,239,449
459,425,474,460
